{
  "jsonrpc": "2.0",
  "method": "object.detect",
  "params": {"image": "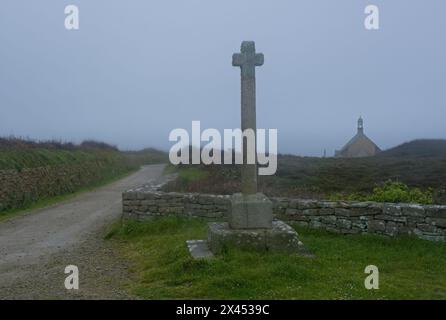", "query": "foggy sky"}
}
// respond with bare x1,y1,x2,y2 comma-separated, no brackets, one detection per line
1,0,445,156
